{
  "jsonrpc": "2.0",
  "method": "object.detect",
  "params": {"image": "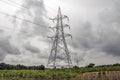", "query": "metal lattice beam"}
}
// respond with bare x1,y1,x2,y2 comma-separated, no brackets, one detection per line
47,7,72,68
